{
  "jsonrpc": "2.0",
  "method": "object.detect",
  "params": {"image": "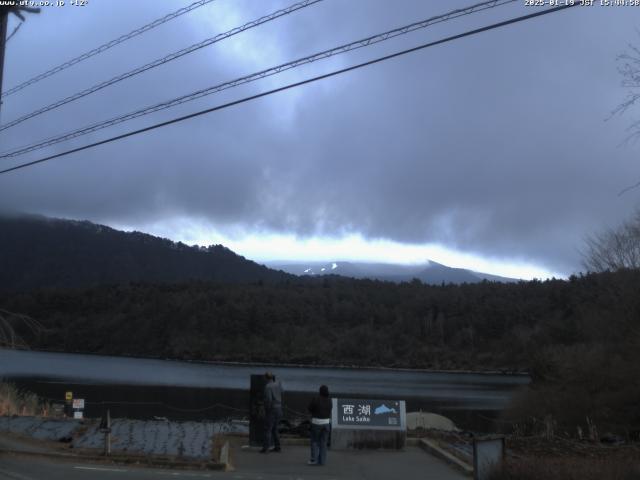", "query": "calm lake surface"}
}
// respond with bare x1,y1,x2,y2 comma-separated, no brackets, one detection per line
0,348,529,431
